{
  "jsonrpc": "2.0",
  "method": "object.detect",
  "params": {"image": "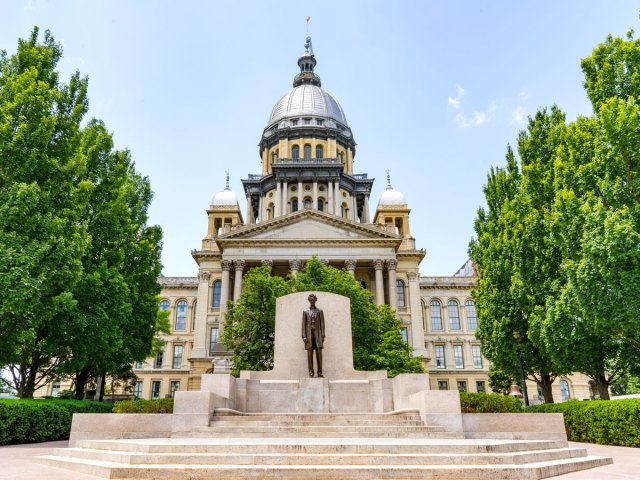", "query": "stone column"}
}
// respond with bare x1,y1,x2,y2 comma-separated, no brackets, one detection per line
334,180,341,216
363,195,370,223
233,260,245,301
351,195,357,221
387,259,398,311
407,271,427,357
344,259,357,277
275,181,282,217
282,180,288,215
245,195,252,224
289,259,301,276
327,181,334,214
258,194,264,223
313,180,318,209
373,259,385,306
219,259,232,318
191,271,210,358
